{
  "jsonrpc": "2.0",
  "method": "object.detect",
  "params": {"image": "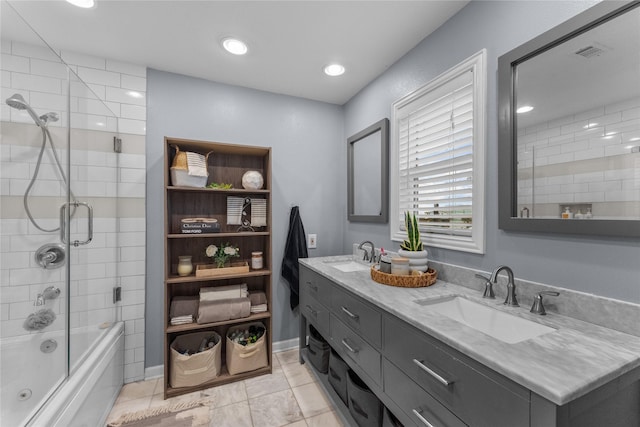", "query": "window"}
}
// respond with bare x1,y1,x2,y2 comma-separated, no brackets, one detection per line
390,50,486,254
